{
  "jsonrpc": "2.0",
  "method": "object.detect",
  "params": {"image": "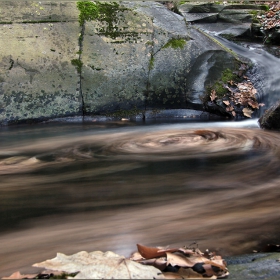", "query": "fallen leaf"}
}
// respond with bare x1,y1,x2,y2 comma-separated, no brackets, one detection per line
137,244,179,259
33,250,164,279
243,107,253,118
251,88,257,95
130,251,144,261
178,248,196,256
166,252,195,268
139,258,167,271
162,272,184,279
177,267,207,279
259,103,265,107
210,90,217,102
248,100,259,109
2,271,38,279
232,111,236,117
223,100,230,106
